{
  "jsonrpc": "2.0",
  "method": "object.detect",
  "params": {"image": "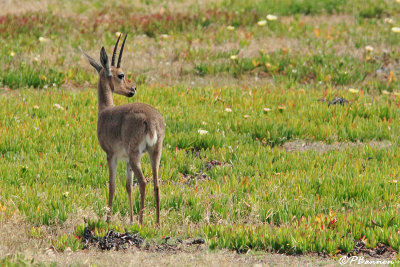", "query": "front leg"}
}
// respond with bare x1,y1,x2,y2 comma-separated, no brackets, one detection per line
107,155,117,222
126,163,134,224
129,153,146,225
